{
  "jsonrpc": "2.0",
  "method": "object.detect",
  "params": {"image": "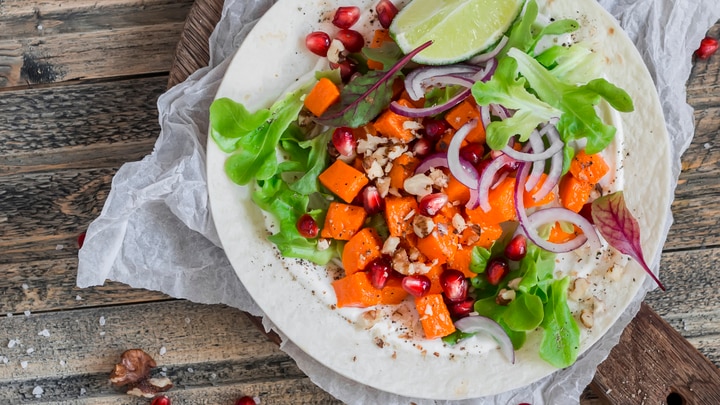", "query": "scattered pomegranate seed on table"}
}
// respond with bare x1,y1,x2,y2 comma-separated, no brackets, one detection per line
305,31,331,56
296,214,319,238
695,36,719,59
332,6,361,29
150,395,171,405
235,396,257,405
